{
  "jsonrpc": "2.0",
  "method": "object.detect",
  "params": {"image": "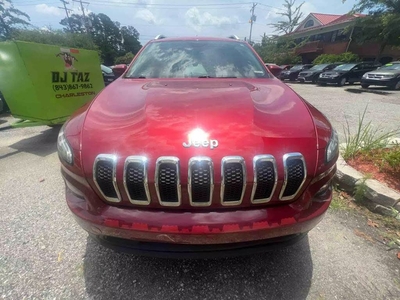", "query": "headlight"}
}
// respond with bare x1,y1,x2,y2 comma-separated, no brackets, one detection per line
362,73,368,79
382,74,395,79
331,74,339,78
319,74,323,78
326,129,339,163
57,123,73,165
